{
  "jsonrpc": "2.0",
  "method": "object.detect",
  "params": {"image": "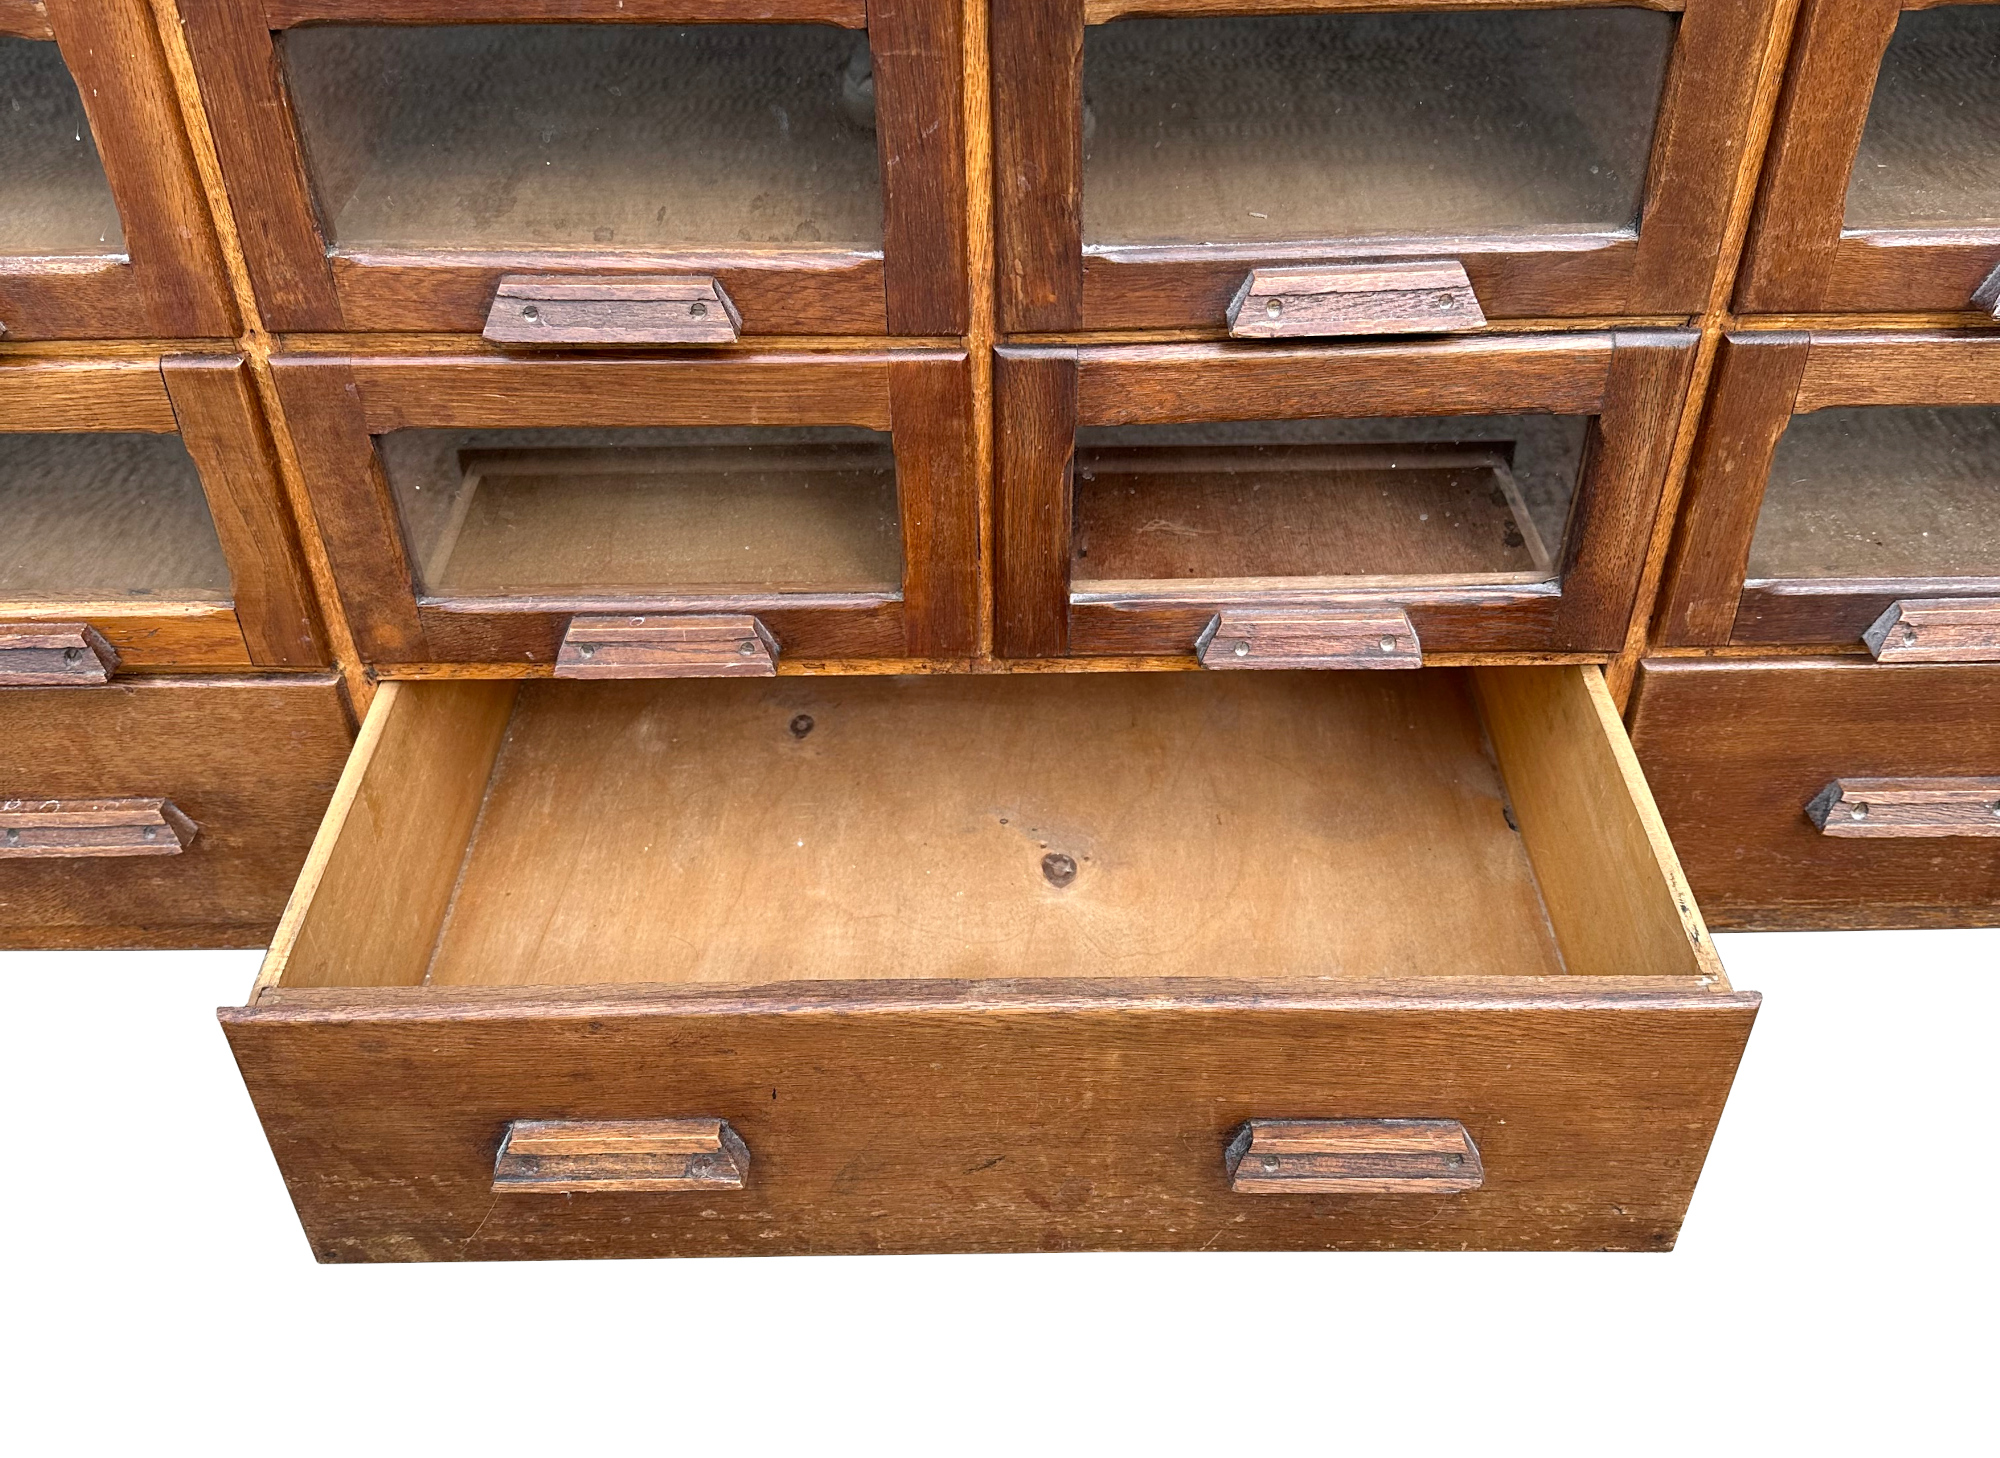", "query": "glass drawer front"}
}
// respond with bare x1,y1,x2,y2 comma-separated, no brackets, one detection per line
1080,8,1673,248
0,37,124,256
1072,416,1584,591
281,24,884,253
383,426,903,598
1845,5,2000,230
0,434,228,601
1749,406,2000,582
